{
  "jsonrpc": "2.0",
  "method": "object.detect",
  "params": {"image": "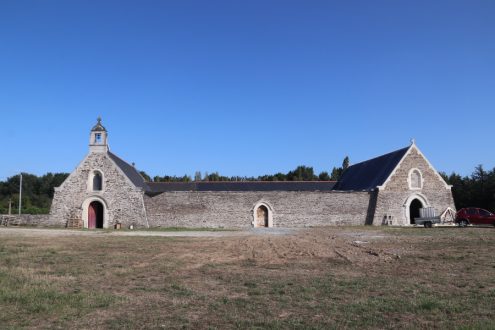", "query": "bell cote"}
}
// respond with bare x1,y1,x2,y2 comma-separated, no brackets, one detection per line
89,117,108,153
